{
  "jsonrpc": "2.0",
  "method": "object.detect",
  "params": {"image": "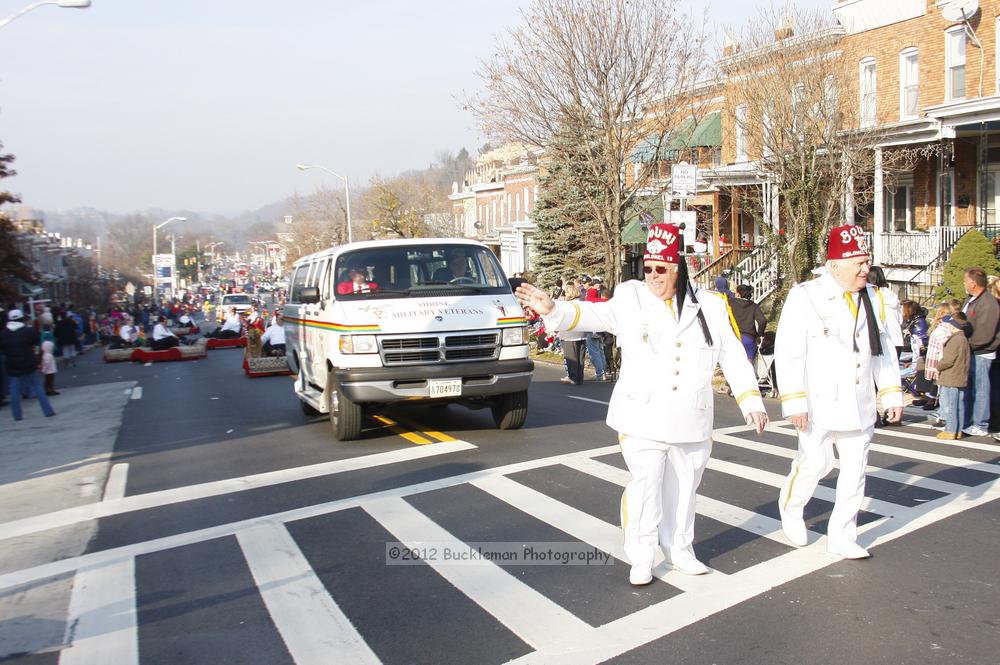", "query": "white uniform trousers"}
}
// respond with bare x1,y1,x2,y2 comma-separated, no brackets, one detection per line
619,434,712,566
778,425,873,546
